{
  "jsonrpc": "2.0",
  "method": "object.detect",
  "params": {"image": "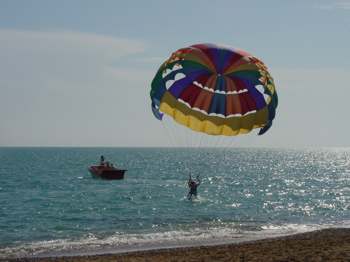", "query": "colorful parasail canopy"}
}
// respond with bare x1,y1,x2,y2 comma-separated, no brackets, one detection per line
150,43,278,136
